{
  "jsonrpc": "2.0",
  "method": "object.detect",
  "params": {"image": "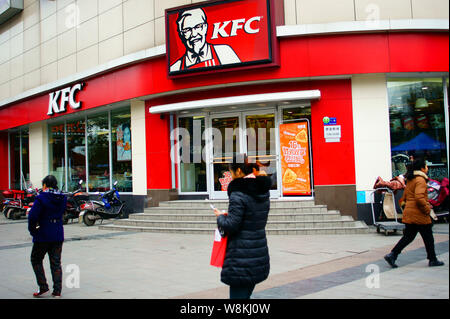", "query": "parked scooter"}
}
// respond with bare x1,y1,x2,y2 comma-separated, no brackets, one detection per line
63,180,90,224
2,188,38,220
79,181,125,226
428,177,449,222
